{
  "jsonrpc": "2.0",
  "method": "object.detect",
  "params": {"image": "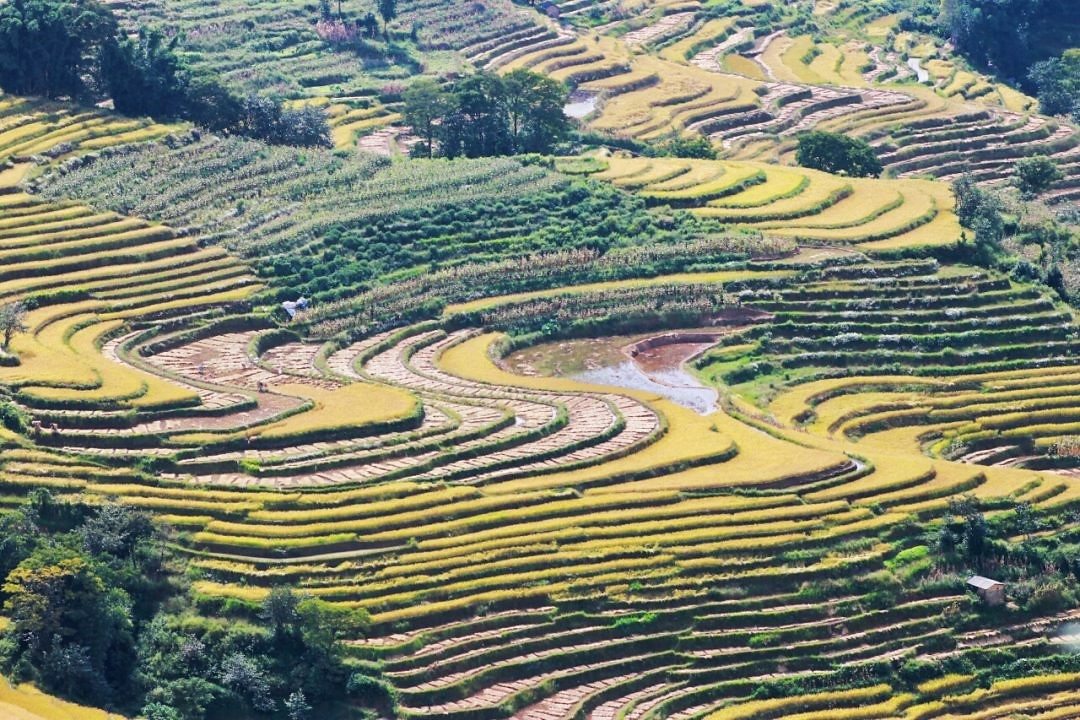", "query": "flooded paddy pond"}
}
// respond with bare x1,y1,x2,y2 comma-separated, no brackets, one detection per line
503,331,724,414
563,91,599,119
